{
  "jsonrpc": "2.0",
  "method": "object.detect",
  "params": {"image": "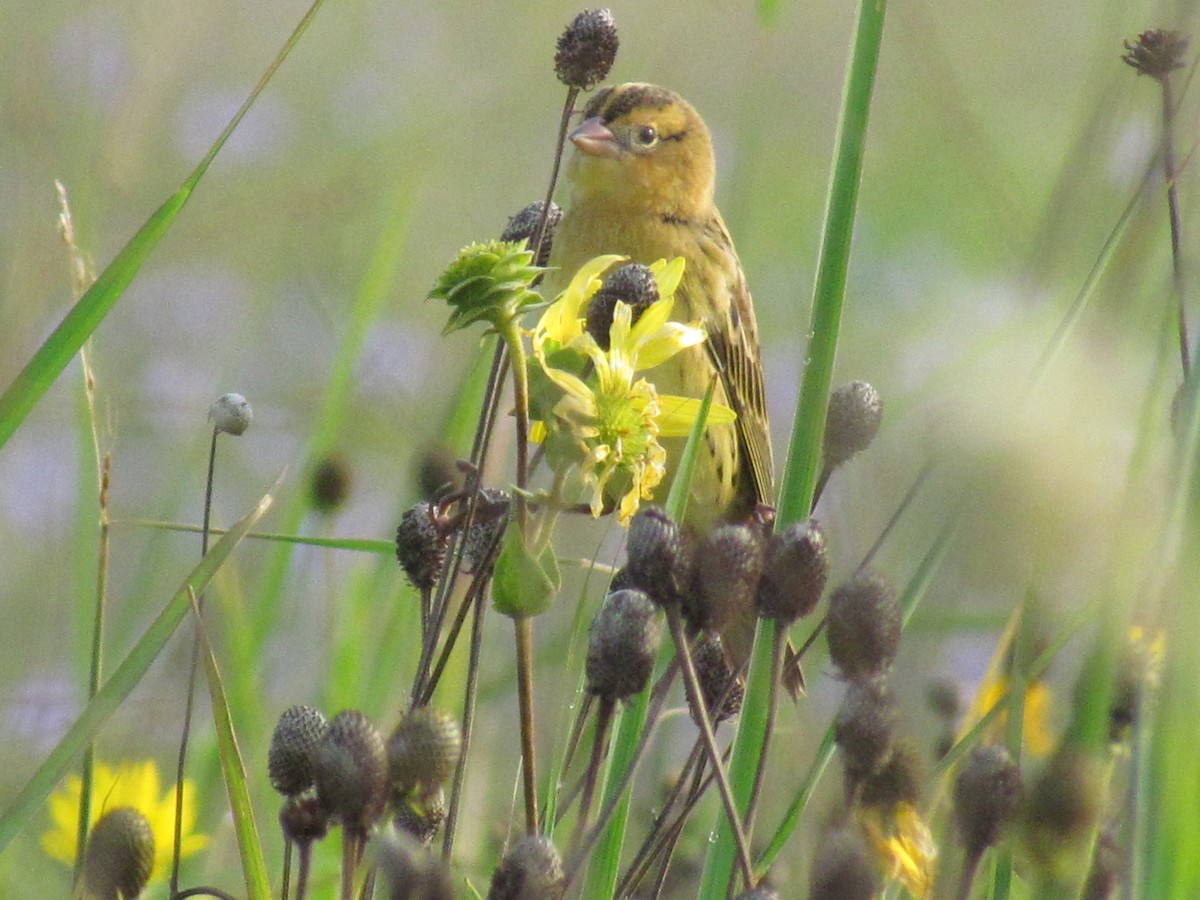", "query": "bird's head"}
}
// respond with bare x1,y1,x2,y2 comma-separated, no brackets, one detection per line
564,83,716,220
